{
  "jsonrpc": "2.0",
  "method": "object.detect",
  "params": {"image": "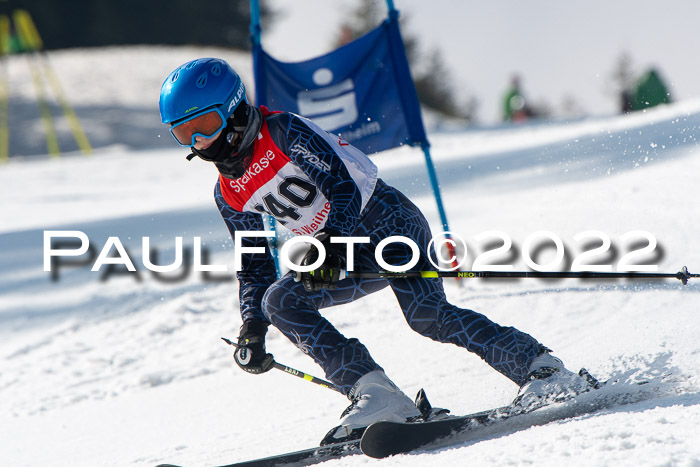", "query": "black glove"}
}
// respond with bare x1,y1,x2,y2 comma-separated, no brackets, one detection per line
234,320,274,374
299,229,343,292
